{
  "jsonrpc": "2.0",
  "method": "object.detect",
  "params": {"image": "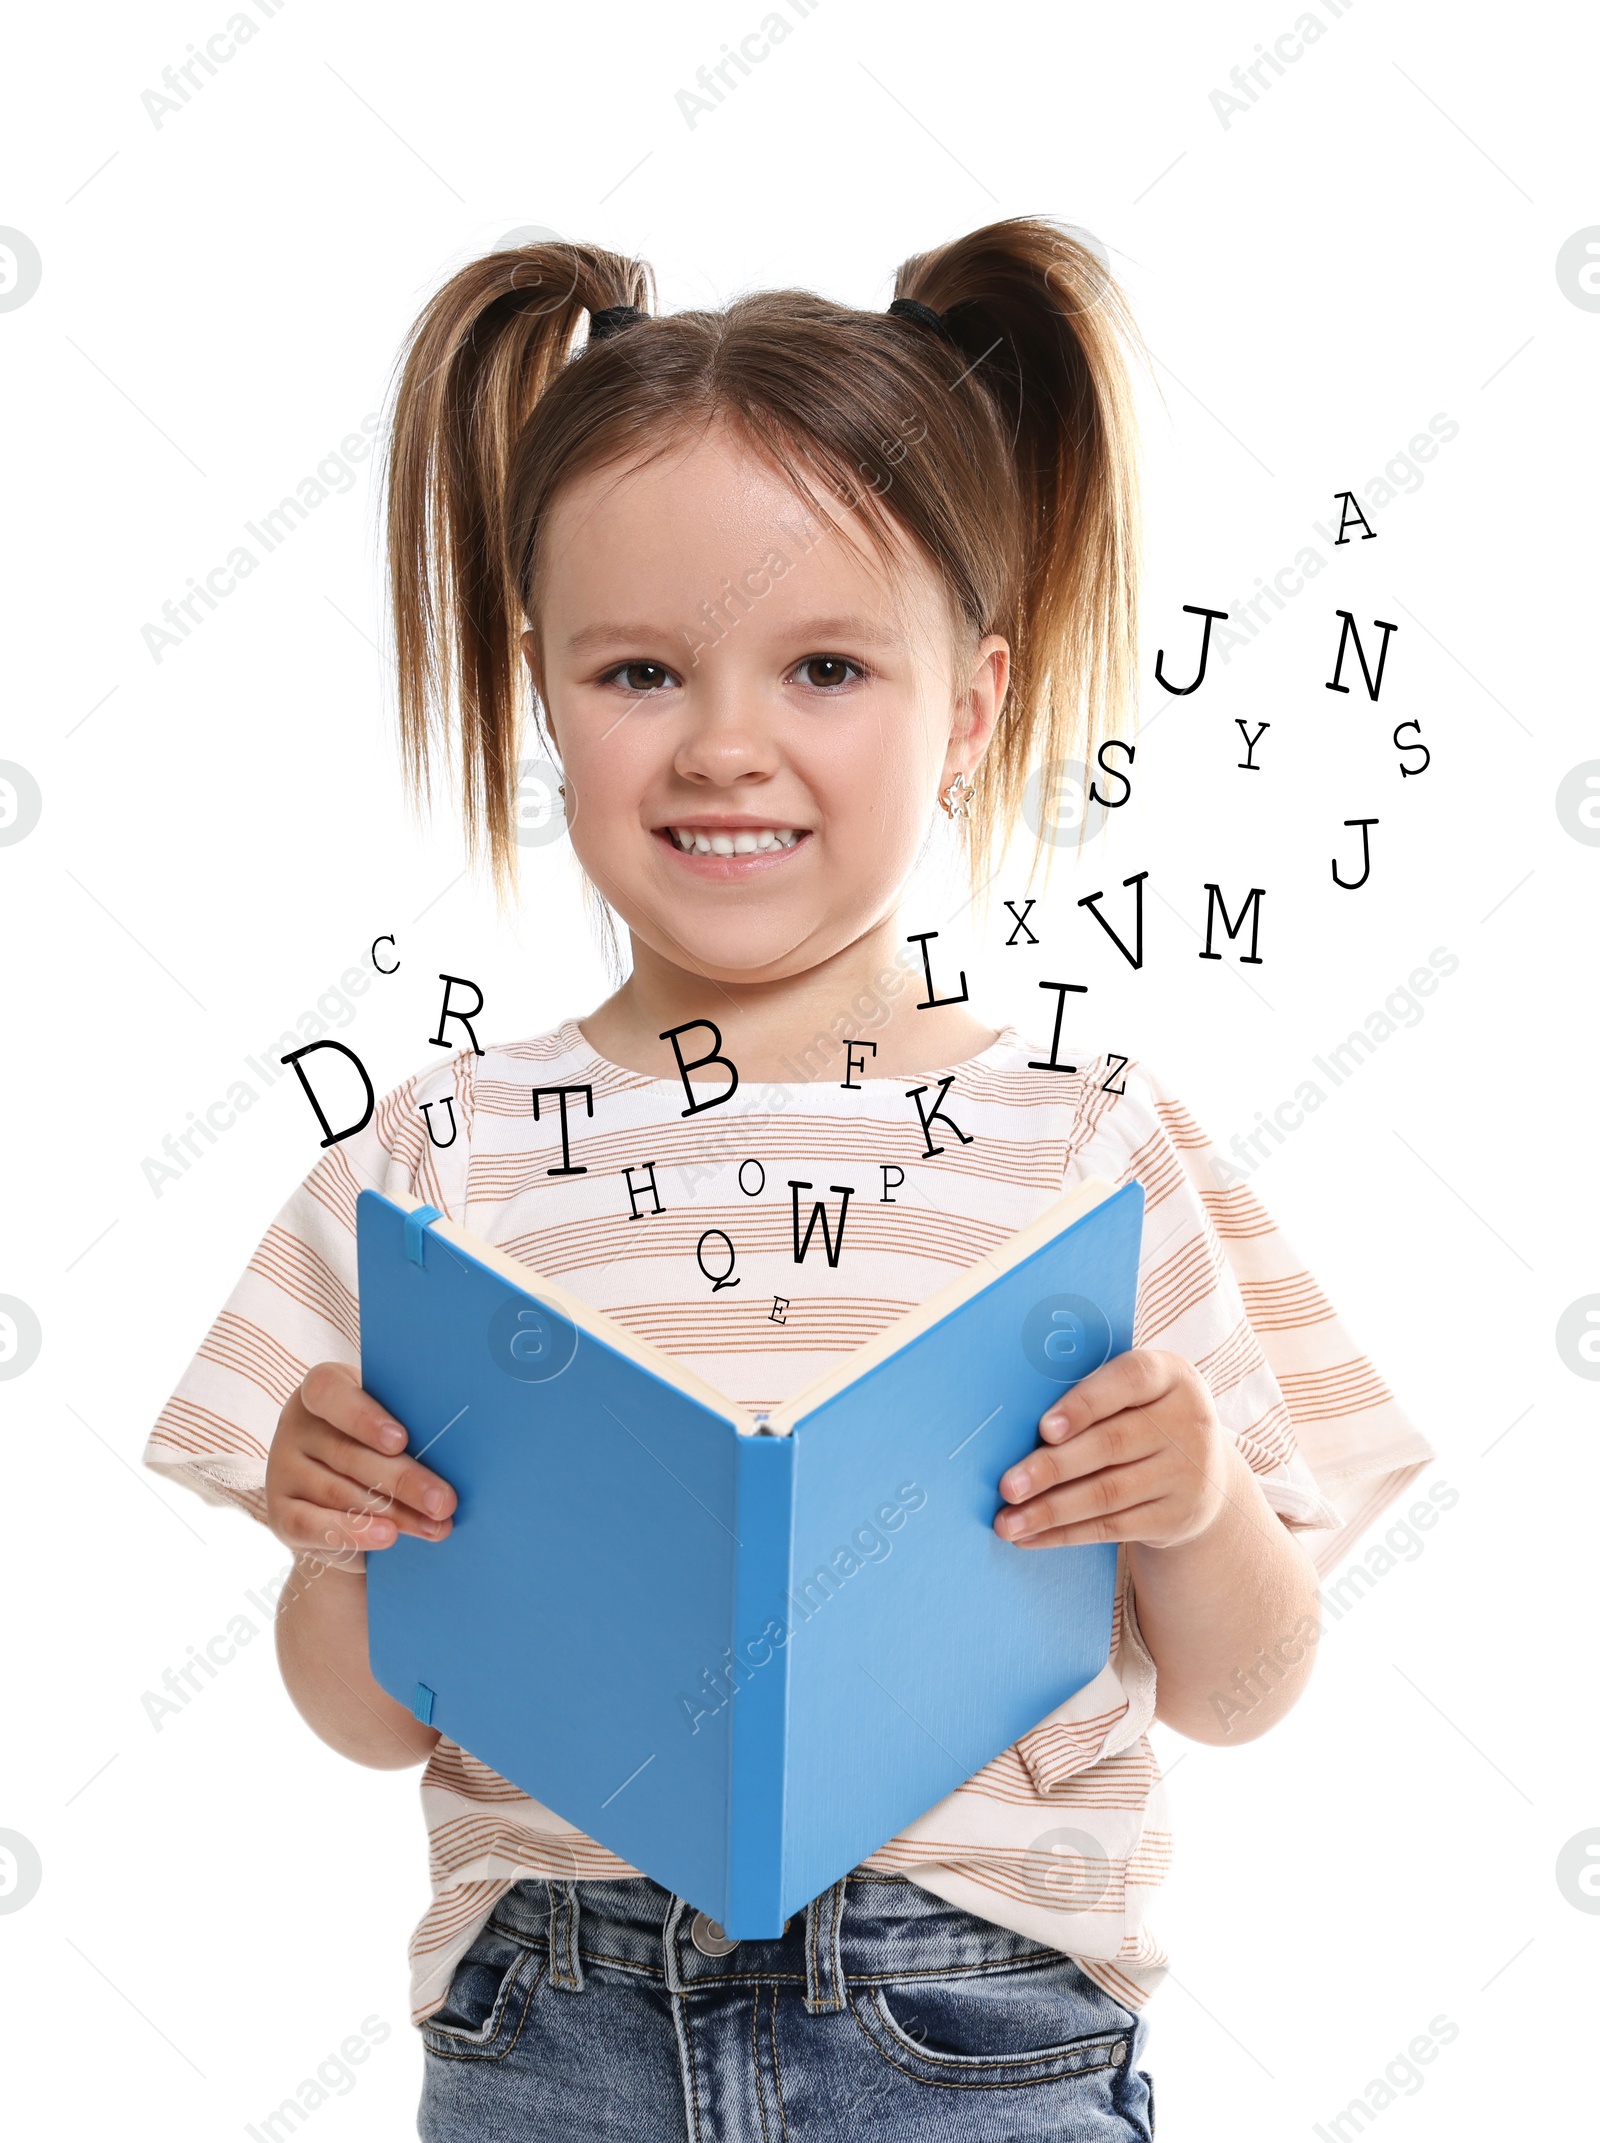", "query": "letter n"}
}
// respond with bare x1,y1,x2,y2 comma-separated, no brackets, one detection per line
1324,611,1398,700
